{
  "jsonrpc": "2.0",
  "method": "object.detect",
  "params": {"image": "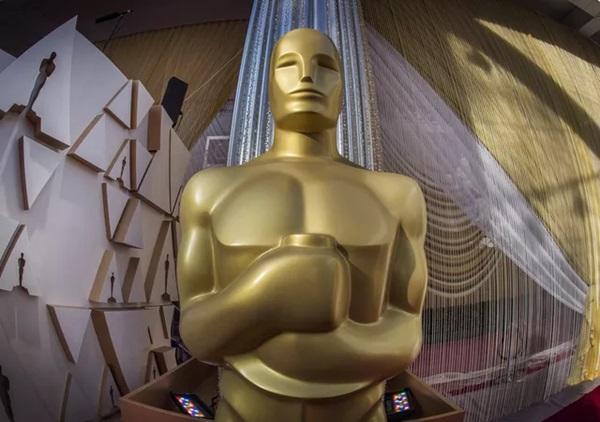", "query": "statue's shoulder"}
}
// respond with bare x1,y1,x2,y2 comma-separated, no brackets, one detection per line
361,170,425,214
182,166,243,209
